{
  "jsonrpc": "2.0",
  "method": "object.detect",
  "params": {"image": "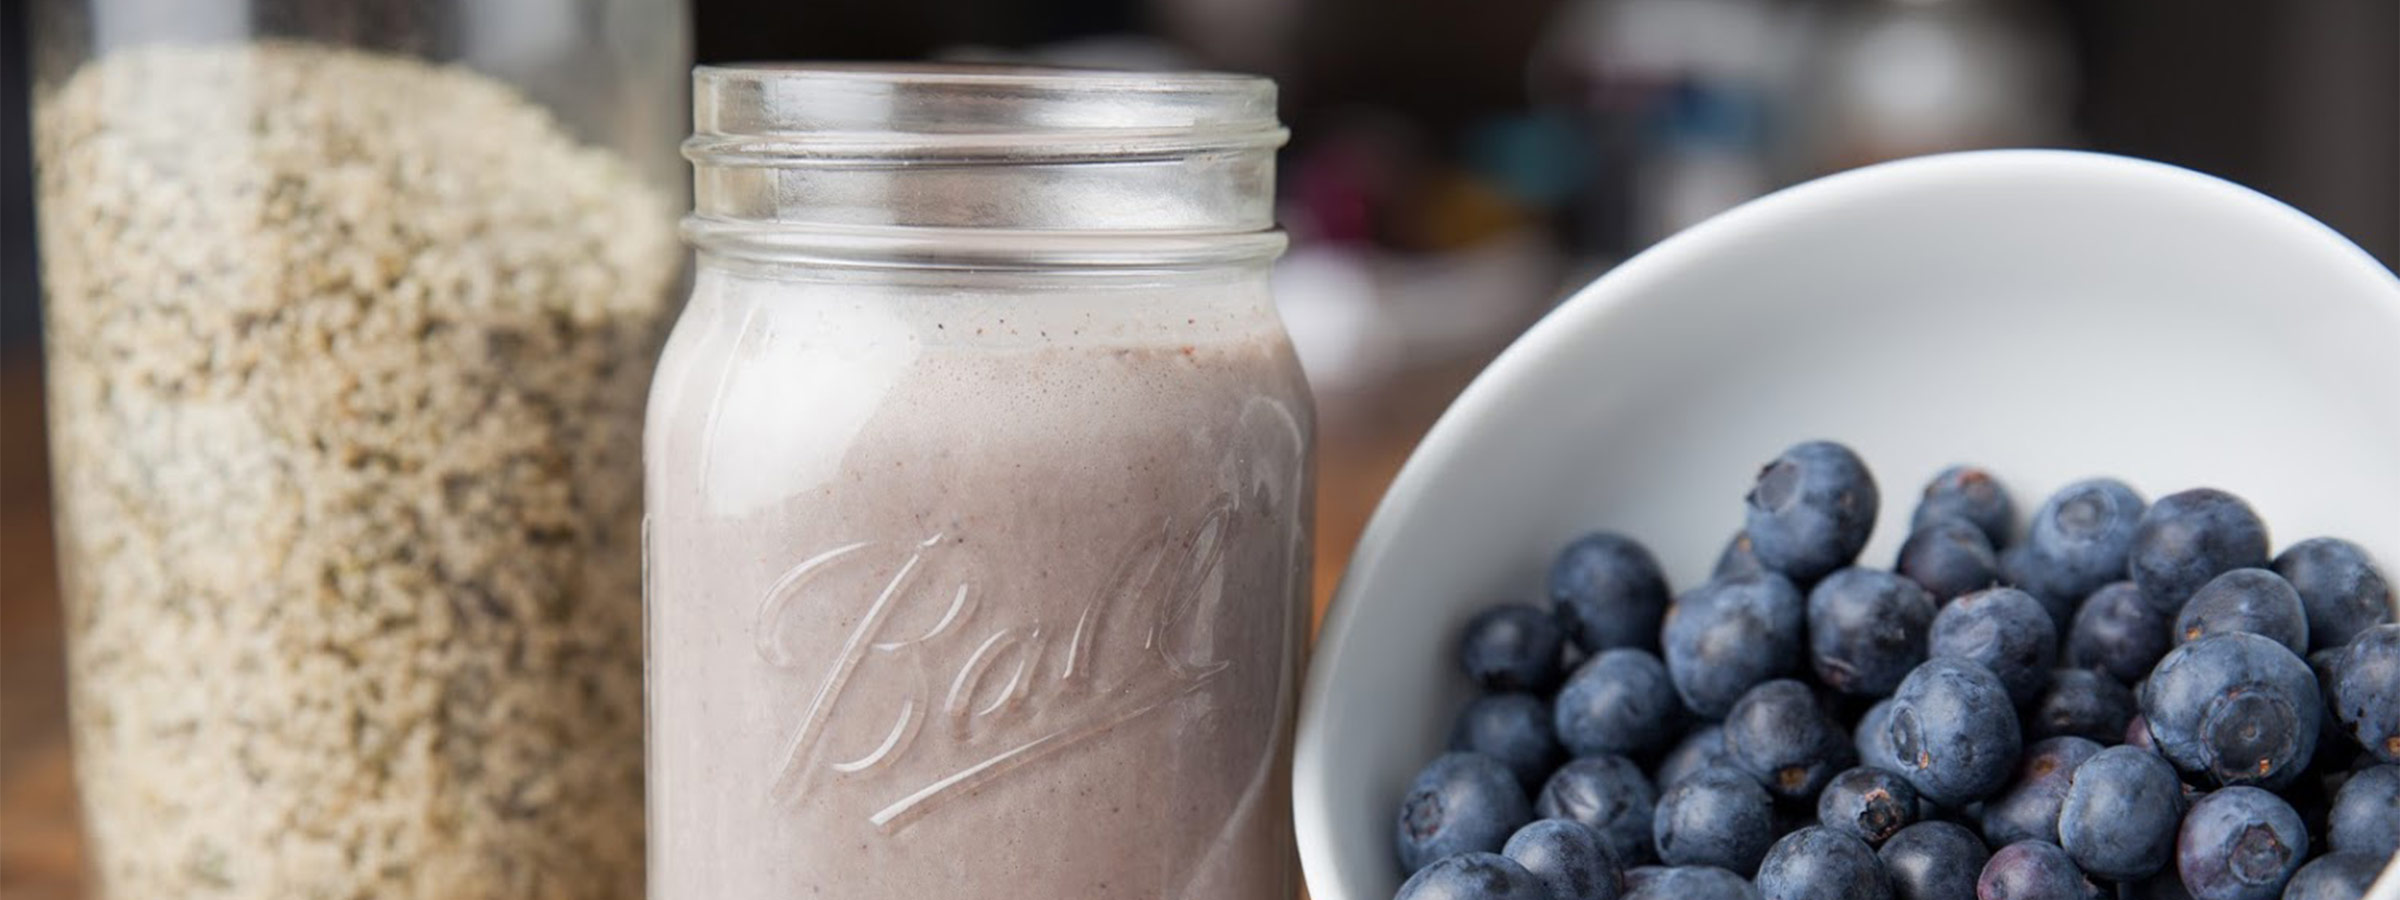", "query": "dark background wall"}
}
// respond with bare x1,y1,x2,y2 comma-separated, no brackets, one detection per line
3,0,2396,353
